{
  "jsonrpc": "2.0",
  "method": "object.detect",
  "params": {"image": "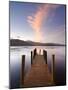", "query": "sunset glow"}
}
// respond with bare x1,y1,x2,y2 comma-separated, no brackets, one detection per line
27,4,60,42
10,2,66,44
